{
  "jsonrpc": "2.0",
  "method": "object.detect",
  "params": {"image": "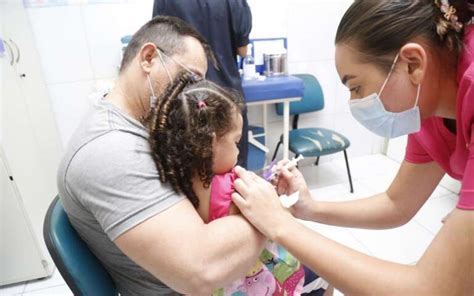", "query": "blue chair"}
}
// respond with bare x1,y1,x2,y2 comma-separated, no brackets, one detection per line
273,74,354,193
247,125,267,172
43,196,118,296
